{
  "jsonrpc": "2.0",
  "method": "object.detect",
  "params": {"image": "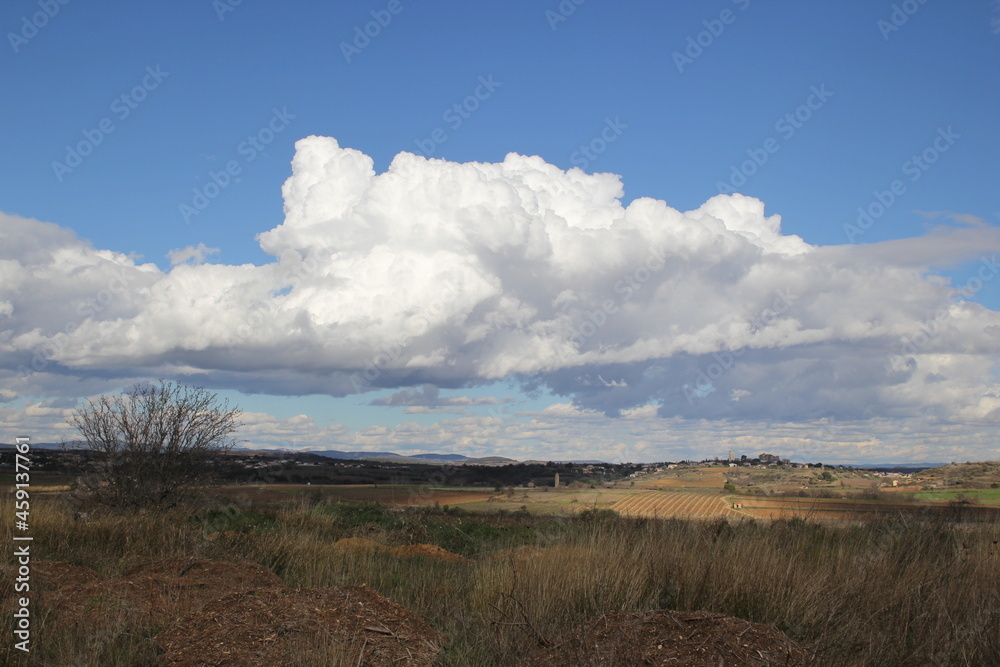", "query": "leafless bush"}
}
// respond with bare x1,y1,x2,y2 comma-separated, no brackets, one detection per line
67,379,242,509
